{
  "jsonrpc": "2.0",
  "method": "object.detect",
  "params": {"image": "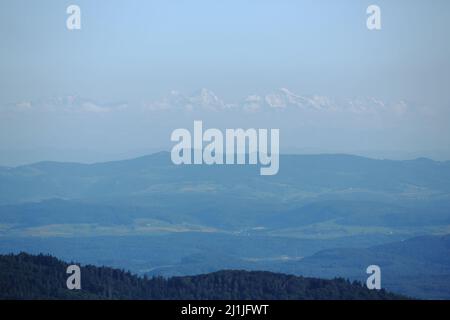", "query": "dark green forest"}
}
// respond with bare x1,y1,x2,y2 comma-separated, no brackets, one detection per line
0,253,405,300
